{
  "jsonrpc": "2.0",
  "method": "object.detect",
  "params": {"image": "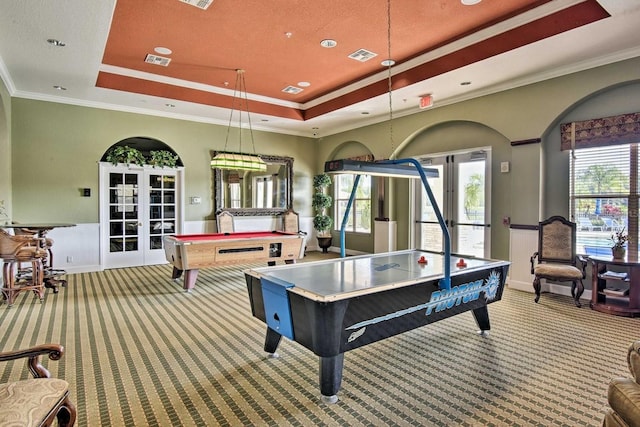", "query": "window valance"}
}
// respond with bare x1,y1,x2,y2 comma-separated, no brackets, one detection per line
560,112,640,151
